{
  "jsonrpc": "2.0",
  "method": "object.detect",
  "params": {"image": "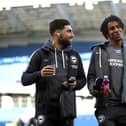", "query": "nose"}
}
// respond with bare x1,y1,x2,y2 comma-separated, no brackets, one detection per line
72,32,75,38
115,27,118,32
114,26,120,32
